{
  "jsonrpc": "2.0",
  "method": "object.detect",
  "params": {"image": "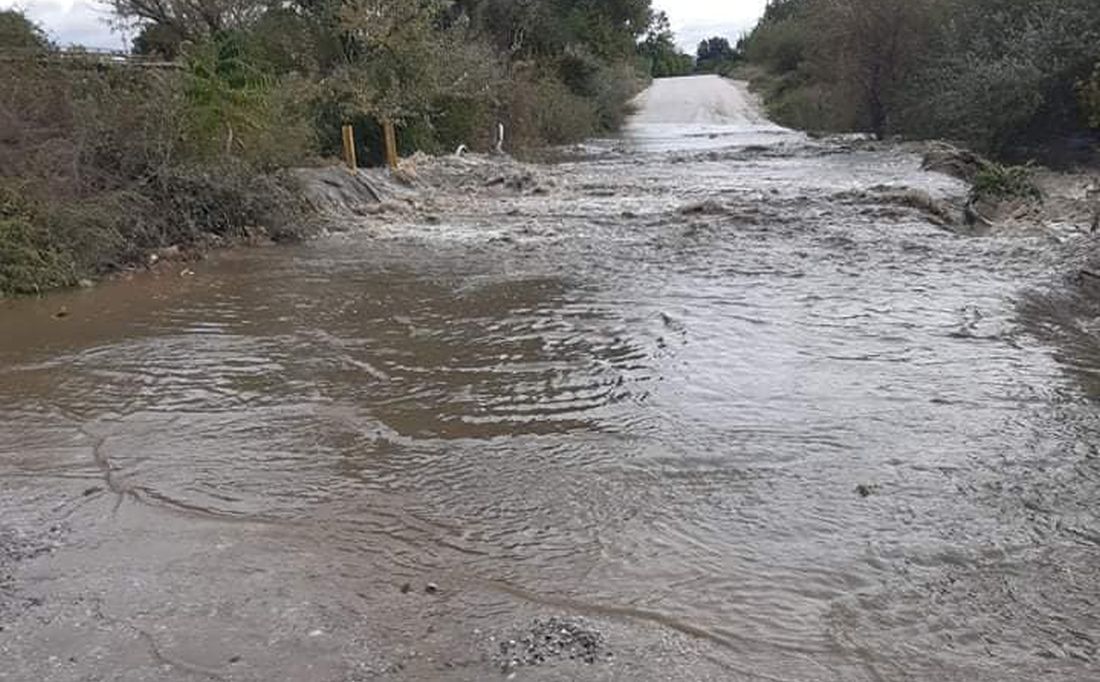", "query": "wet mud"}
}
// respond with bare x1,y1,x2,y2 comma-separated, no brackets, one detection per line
1,76,1099,680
